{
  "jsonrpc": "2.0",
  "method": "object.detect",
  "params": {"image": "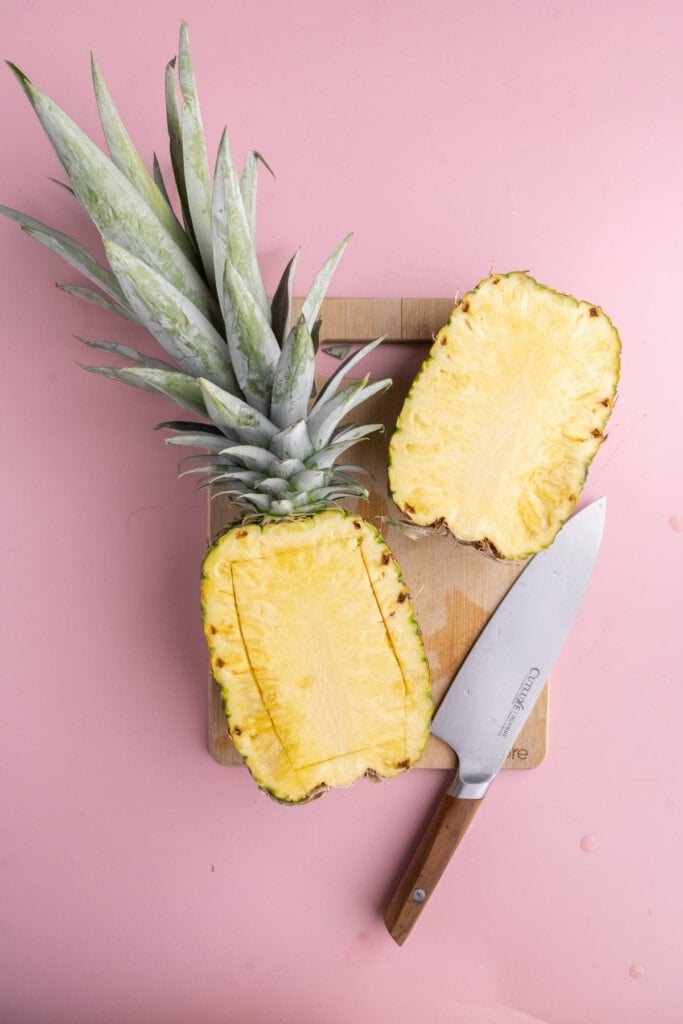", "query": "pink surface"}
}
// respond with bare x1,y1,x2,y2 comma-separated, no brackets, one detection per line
2,2,682,1021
